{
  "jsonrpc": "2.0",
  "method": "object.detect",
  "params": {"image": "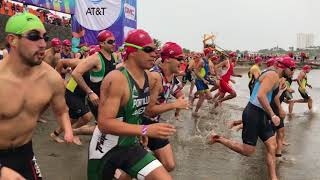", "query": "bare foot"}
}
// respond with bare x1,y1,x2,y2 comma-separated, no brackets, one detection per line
50,133,65,143
72,136,83,146
175,115,183,122
283,141,290,146
232,124,243,132
227,121,236,129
